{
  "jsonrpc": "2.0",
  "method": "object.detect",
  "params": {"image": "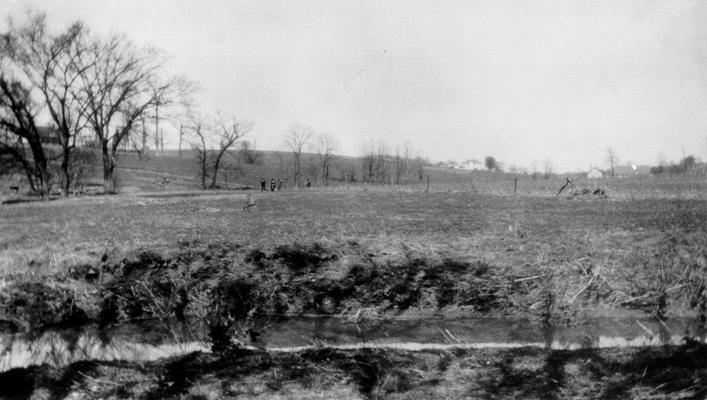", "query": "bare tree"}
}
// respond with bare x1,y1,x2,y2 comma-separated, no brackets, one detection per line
314,133,338,186
361,140,391,184
178,123,185,158
394,142,414,184
284,124,311,188
189,116,209,190
74,33,186,192
543,159,553,179
188,113,251,189
0,56,51,197
208,113,251,188
606,148,618,178
6,13,91,196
